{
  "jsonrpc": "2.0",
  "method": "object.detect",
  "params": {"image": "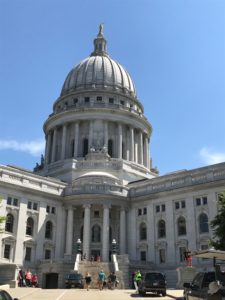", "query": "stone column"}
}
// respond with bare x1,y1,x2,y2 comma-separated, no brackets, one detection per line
120,208,126,254
83,204,91,260
104,122,108,147
147,139,150,169
51,128,57,163
35,202,47,260
127,207,137,260
138,131,143,165
45,133,51,164
14,199,28,264
118,124,122,159
74,122,79,158
65,206,74,255
102,204,110,261
143,135,148,167
89,121,93,148
61,124,67,160
130,127,134,161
